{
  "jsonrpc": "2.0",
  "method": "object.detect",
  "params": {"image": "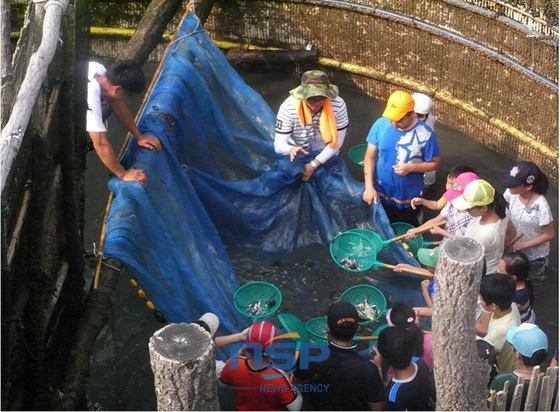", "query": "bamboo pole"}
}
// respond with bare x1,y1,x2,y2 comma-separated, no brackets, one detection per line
1,0,69,192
